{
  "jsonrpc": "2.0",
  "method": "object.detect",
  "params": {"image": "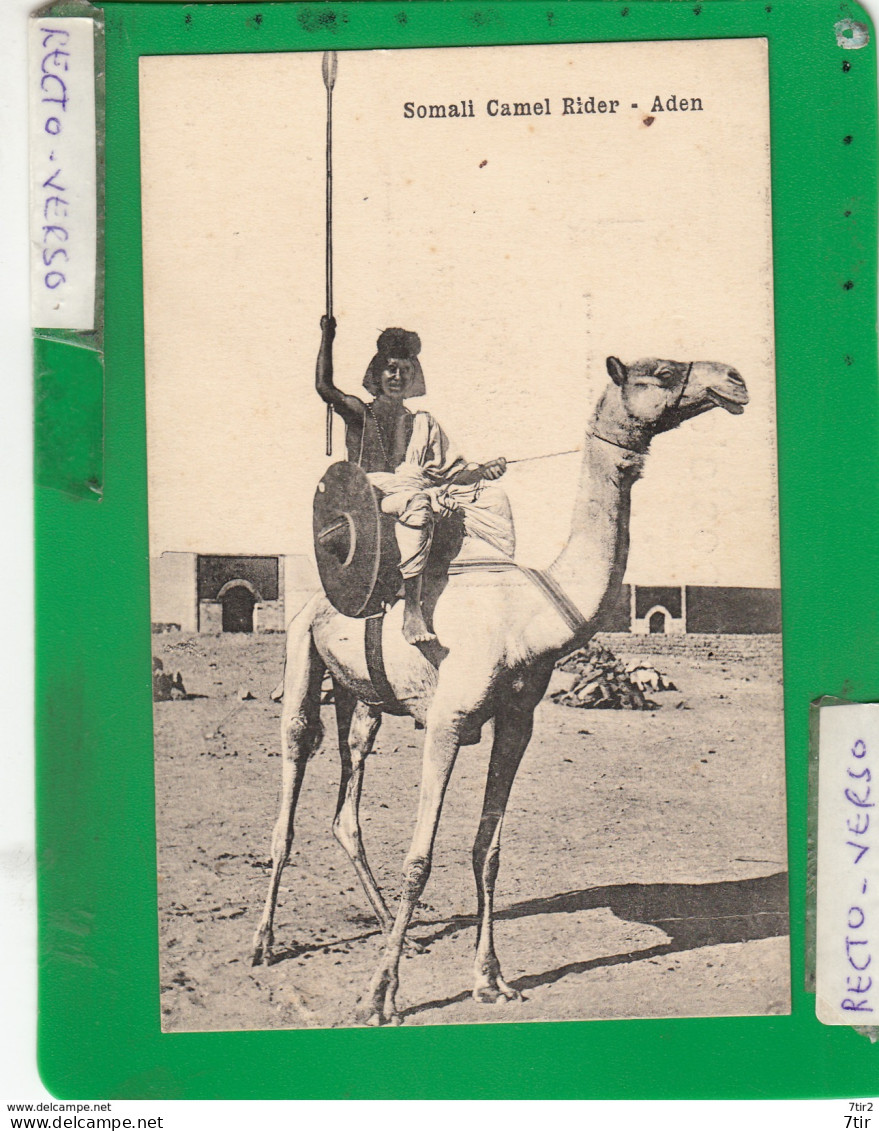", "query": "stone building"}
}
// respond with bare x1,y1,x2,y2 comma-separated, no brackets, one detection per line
150,552,781,637
601,583,781,635
150,552,318,633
